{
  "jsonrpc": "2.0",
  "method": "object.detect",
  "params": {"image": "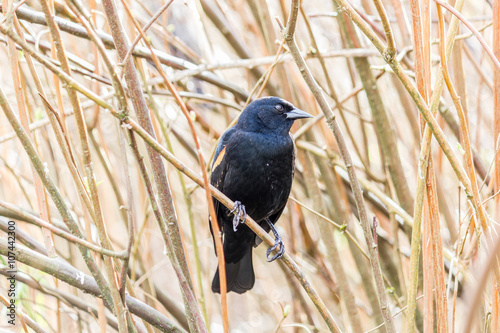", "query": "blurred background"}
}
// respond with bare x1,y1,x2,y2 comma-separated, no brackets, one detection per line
0,0,498,332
